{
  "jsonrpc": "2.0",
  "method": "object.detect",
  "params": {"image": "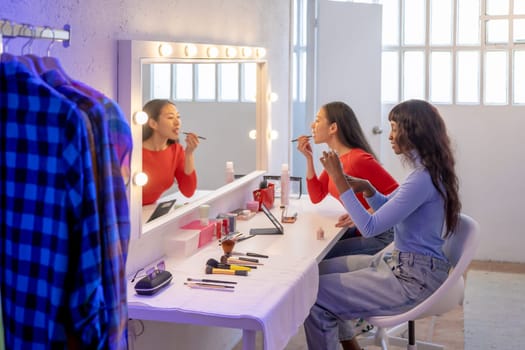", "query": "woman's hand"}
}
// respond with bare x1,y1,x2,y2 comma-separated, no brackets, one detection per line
319,150,345,180
335,213,355,228
344,175,375,197
296,135,313,160
184,132,199,154
320,151,376,197
319,150,350,195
